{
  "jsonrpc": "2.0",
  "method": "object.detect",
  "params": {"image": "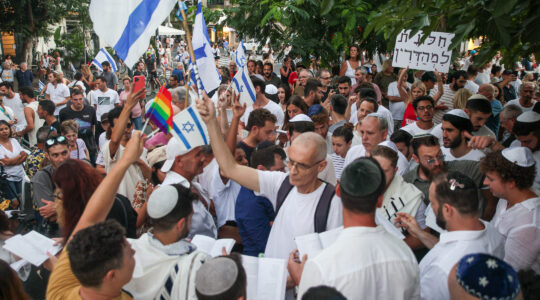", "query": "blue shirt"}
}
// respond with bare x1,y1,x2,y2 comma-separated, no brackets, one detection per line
172,69,184,82
15,70,33,87
235,186,275,256
486,99,502,135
